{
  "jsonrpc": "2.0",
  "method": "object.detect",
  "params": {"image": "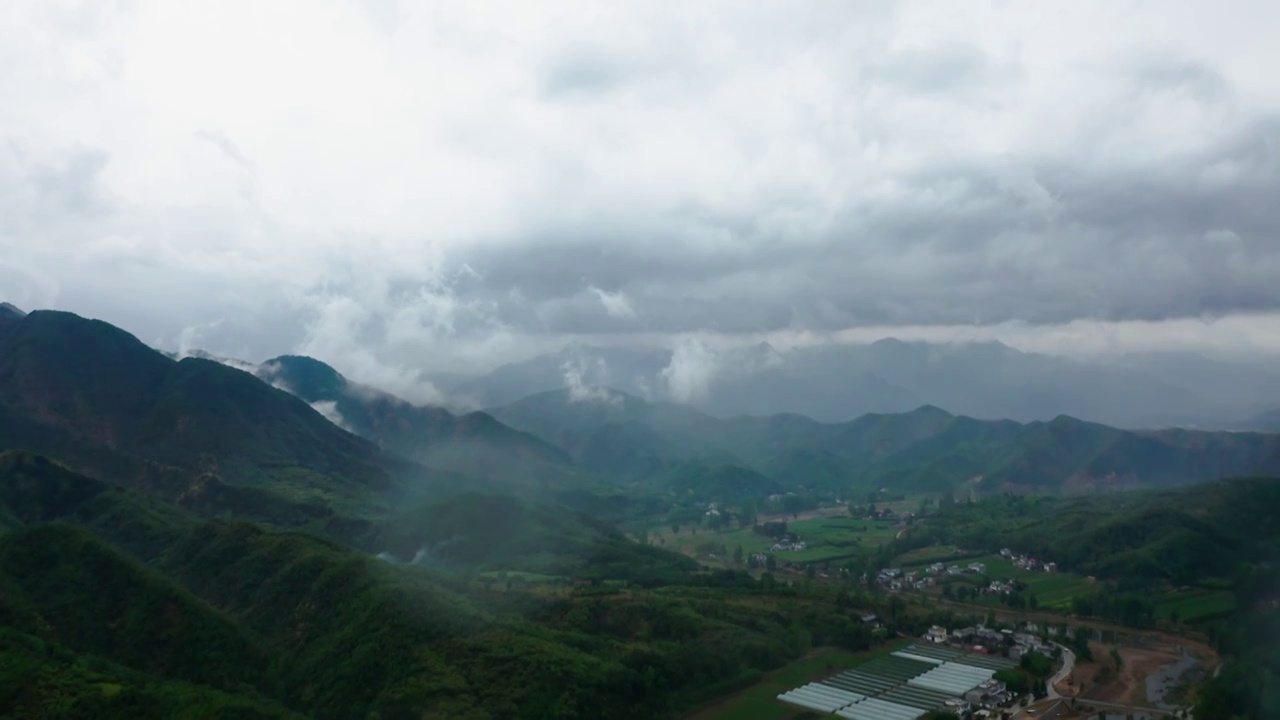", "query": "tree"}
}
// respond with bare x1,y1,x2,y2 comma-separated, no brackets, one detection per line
739,501,758,528
766,555,777,572
733,545,743,565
